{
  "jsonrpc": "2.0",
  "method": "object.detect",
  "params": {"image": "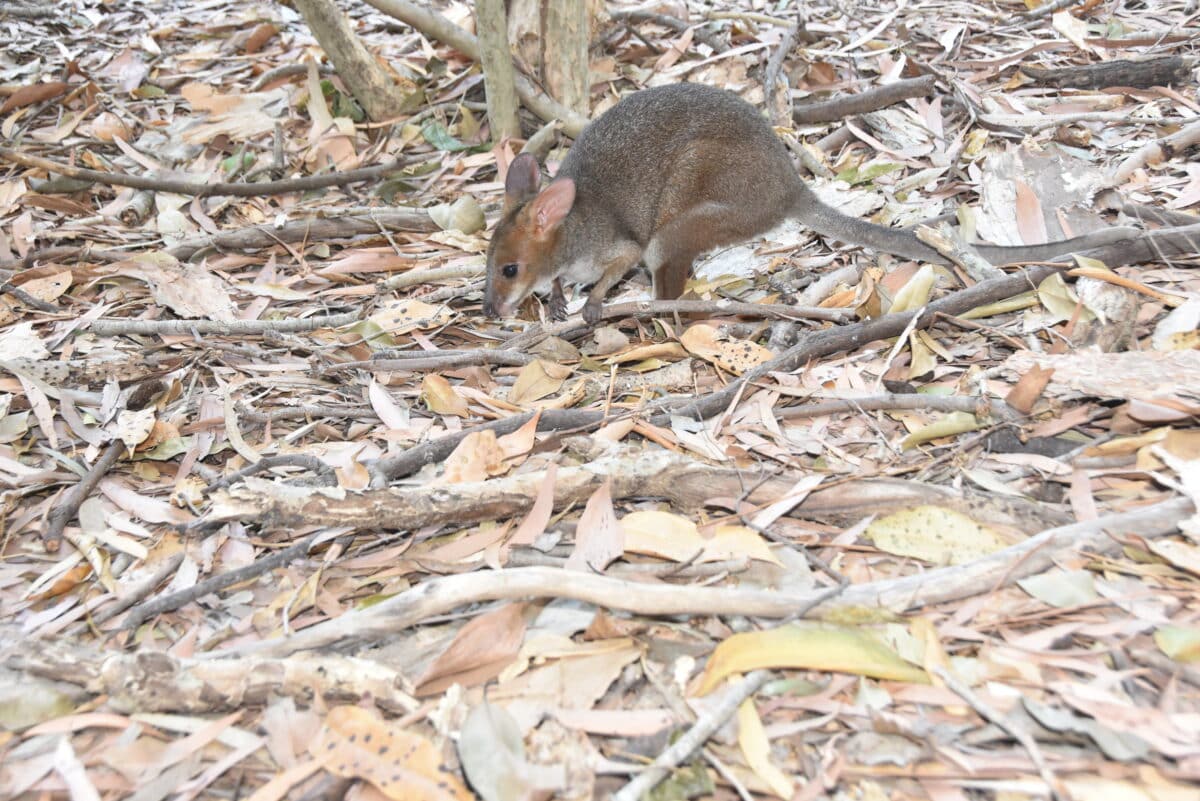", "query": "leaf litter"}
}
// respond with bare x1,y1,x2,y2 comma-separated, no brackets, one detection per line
1,0,1199,799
